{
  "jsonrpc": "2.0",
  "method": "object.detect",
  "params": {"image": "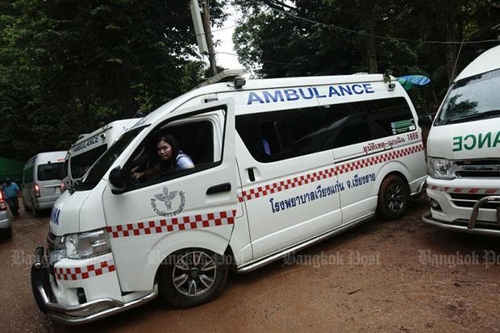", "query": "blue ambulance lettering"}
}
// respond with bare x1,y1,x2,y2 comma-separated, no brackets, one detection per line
72,135,101,153
247,84,375,105
51,206,61,225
